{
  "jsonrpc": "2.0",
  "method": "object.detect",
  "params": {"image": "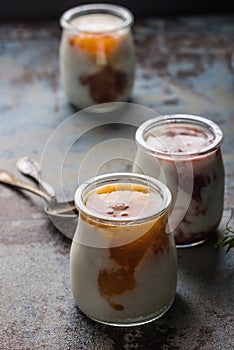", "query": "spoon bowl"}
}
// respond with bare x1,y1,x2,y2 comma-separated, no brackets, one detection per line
0,170,78,217
0,170,78,239
16,156,56,198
